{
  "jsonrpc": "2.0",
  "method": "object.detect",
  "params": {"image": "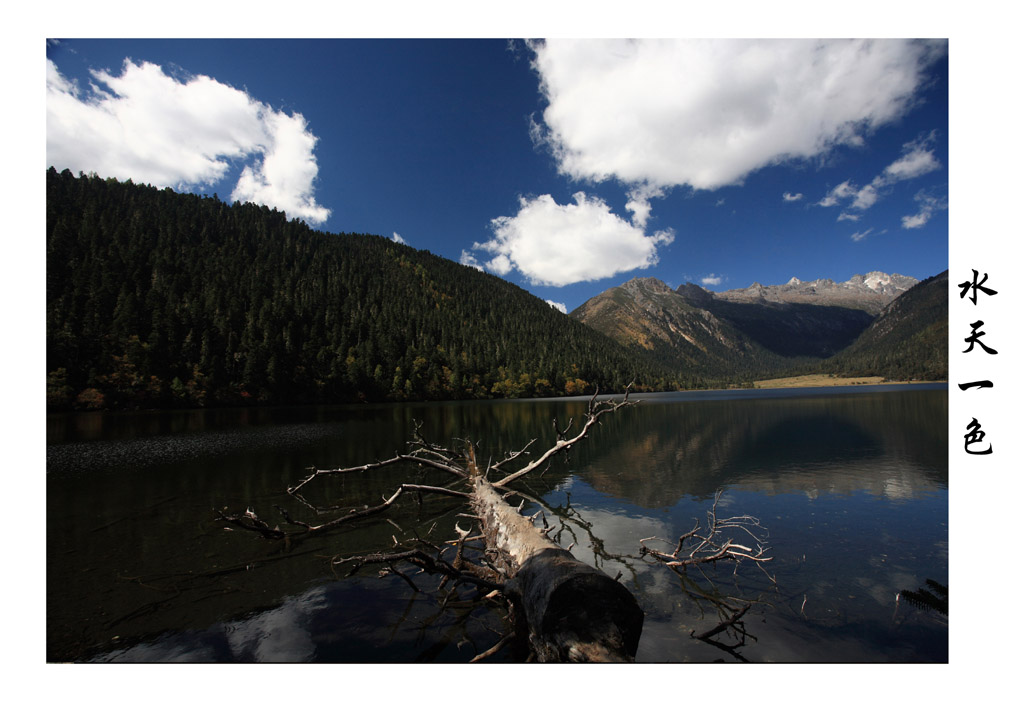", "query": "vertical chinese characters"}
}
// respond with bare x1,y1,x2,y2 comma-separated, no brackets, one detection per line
958,269,998,455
